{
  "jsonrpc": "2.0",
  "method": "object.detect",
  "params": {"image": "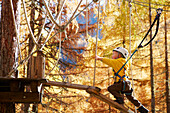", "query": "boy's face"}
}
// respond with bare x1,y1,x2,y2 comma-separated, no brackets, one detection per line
112,51,120,59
